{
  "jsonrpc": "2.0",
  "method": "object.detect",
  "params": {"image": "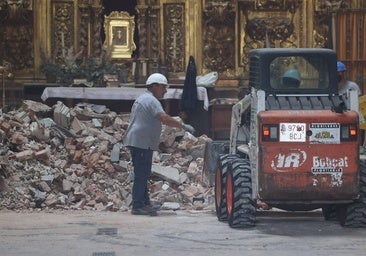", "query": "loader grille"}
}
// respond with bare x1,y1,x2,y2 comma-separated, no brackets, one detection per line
265,95,347,110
